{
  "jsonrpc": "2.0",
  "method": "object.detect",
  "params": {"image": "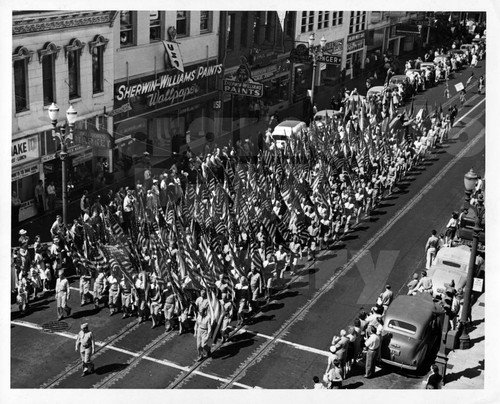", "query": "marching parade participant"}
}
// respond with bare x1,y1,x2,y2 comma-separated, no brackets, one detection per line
75,323,95,376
